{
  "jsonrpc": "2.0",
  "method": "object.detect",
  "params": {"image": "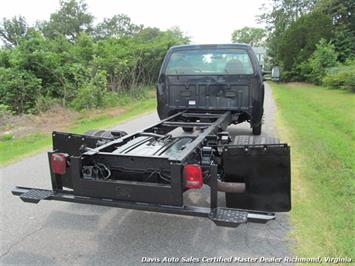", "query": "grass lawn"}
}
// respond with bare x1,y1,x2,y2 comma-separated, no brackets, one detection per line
0,97,156,165
271,82,354,259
